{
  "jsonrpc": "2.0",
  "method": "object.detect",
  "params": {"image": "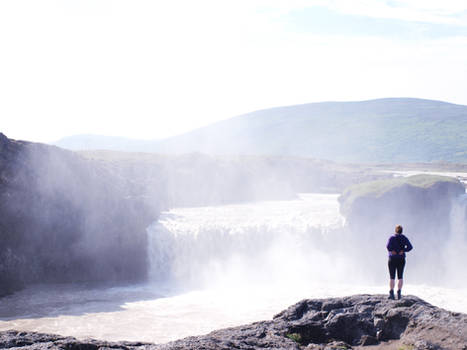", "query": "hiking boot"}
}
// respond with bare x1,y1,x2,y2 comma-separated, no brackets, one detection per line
388,290,395,300
397,290,402,299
